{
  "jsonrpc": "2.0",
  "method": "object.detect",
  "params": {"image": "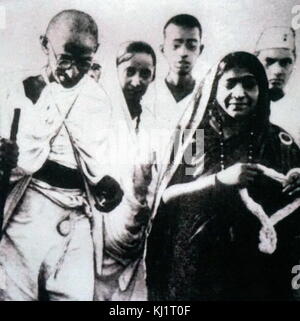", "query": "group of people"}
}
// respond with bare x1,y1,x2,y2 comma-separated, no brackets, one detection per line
0,9,299,301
